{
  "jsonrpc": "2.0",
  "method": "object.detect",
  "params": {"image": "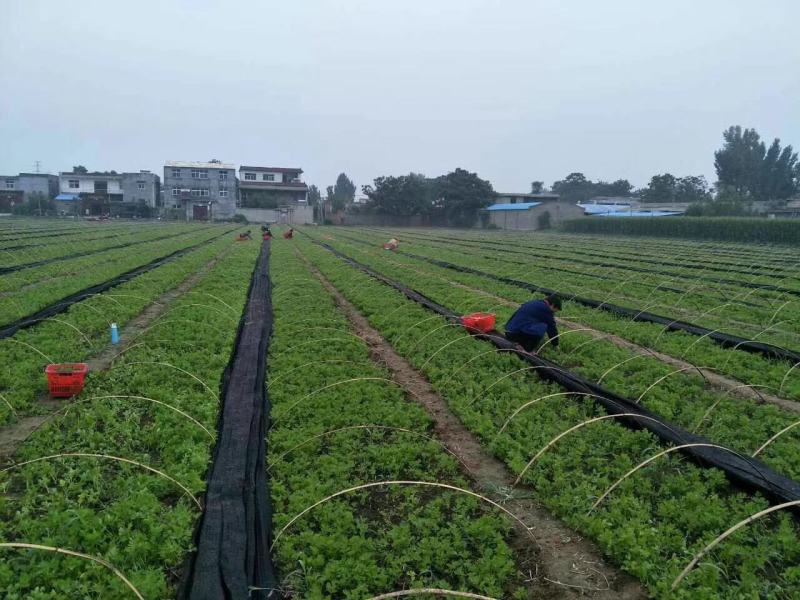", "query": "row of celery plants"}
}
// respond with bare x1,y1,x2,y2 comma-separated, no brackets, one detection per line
334,229,800,399
0,240,260,597
0,225,234,324
267,240,529,599
297,236,800,599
